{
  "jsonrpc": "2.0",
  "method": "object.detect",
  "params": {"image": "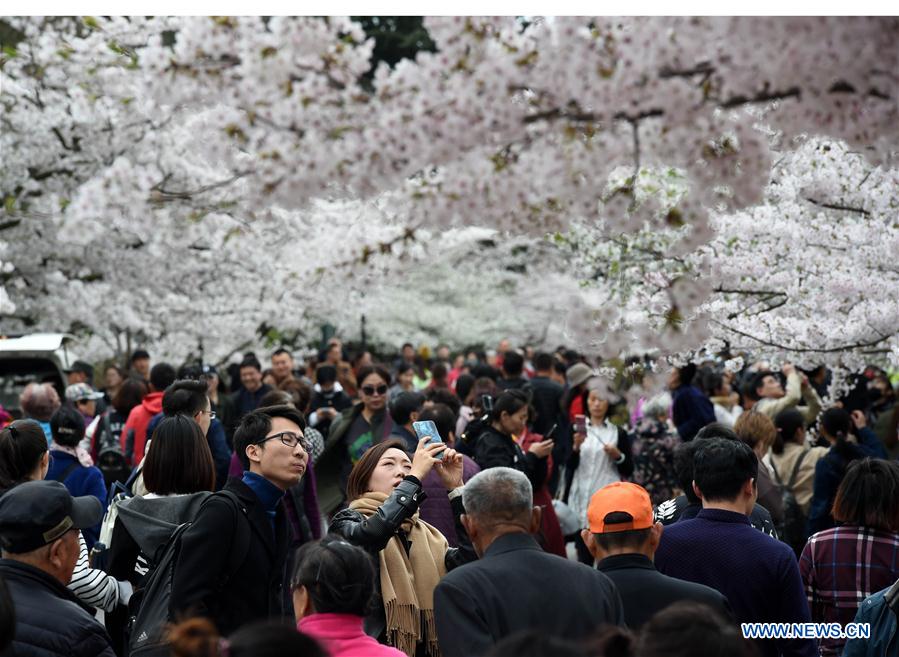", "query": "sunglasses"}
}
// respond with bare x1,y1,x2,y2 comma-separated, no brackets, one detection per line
361,384,388,396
